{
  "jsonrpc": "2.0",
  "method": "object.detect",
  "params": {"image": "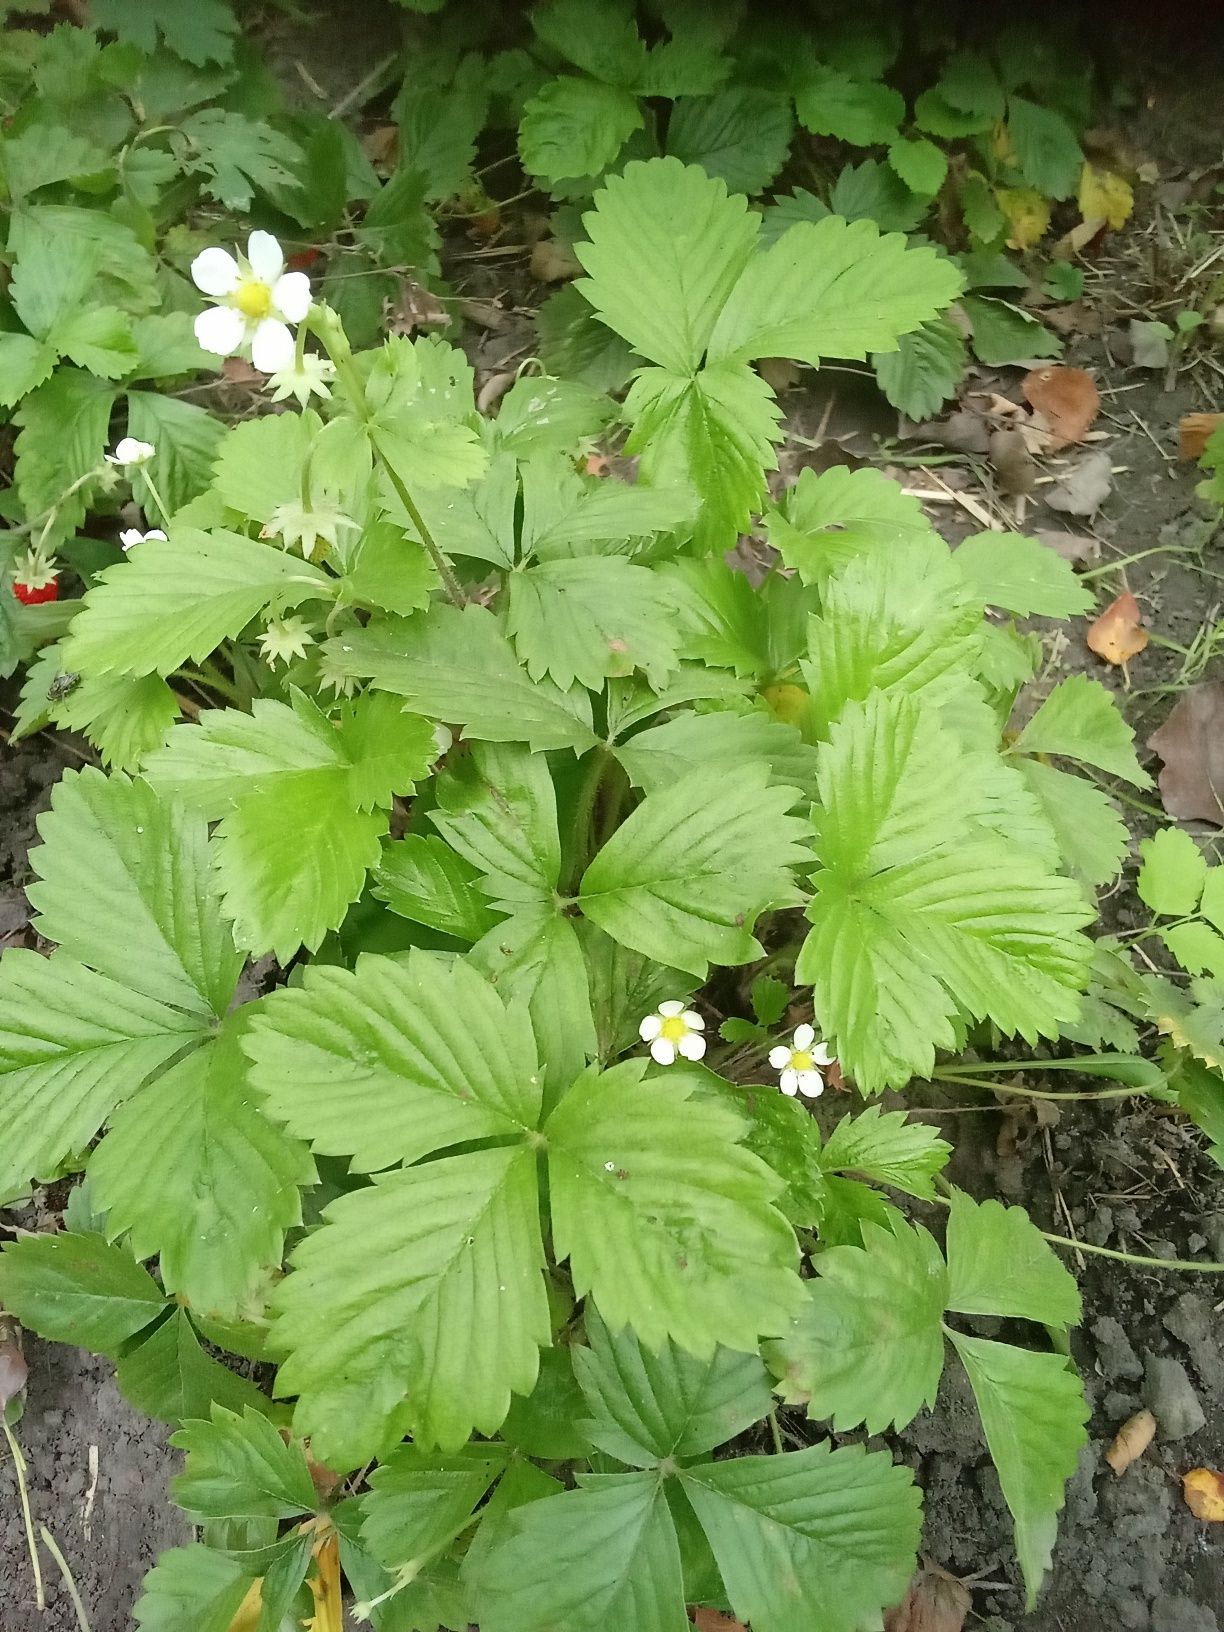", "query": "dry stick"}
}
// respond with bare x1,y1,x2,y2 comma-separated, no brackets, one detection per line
2,1420,44,1610
39,1526,93,1632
